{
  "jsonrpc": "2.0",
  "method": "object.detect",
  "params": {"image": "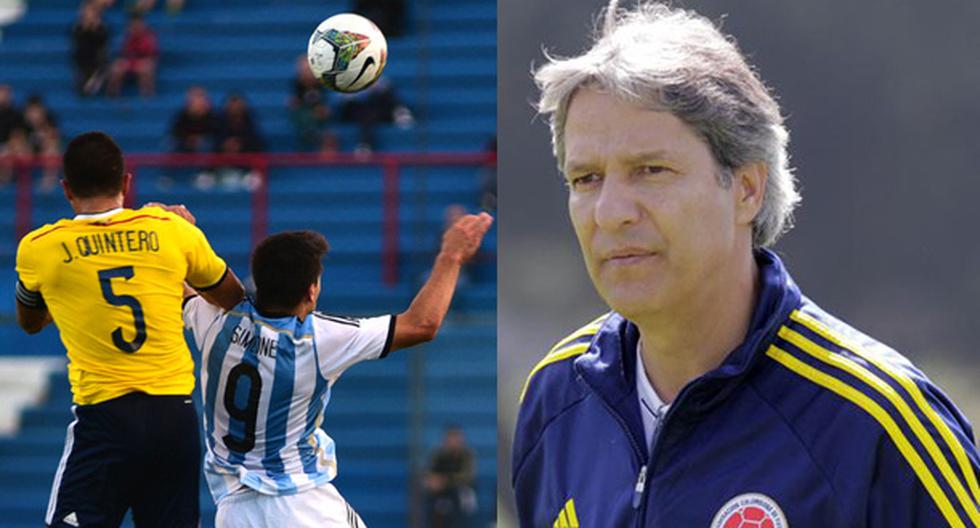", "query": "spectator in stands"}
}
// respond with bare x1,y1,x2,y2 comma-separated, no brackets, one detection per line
71,1,110,96
353,0,406,37
107,14,159,97
424,425,478,528
288,55,338,152
171,86,216,152
170,86,217,189
21,95,62,192
339,78,413,154
0,128,32,187
36,125,63,192
214,93,264,190
216,93,264,155
22,94,59,149
0,85,24,147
